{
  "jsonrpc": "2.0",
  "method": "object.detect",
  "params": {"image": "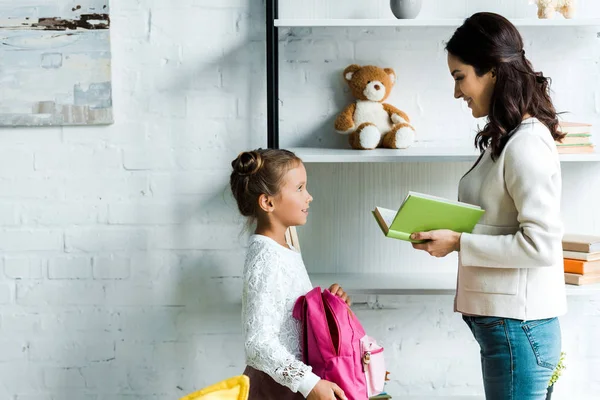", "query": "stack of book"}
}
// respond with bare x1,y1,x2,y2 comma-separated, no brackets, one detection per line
556,122,594,154
562,234,600,285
